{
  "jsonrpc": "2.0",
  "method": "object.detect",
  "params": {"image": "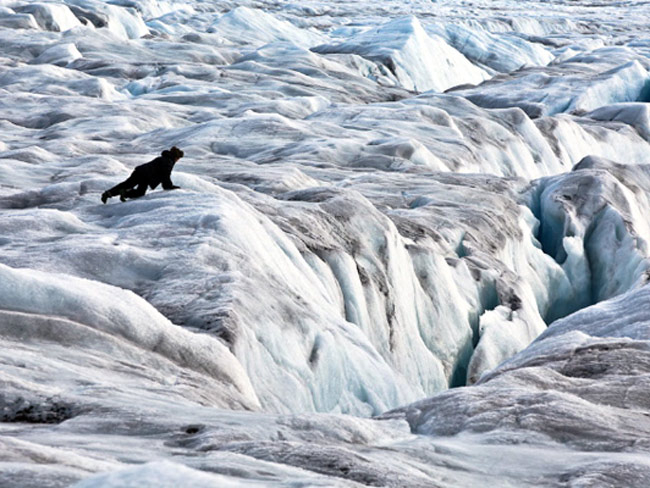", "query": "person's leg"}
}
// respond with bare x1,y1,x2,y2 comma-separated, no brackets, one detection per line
121,182,148,201
102,173,139,202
